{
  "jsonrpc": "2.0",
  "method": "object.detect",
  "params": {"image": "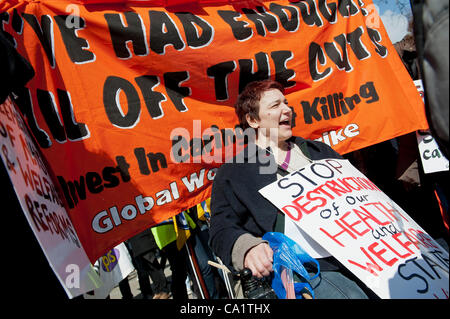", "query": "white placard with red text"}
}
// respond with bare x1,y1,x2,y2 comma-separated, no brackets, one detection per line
0,97,102,298
259,158,449,299
413,80,449,174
